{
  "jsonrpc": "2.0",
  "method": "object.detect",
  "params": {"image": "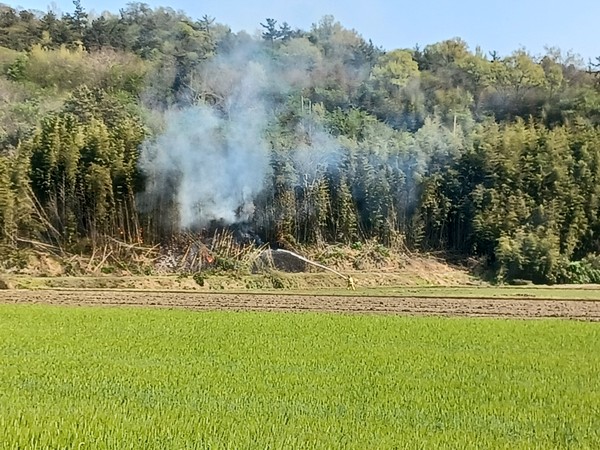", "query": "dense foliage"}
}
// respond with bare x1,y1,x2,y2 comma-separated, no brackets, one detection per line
1,1,600,283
